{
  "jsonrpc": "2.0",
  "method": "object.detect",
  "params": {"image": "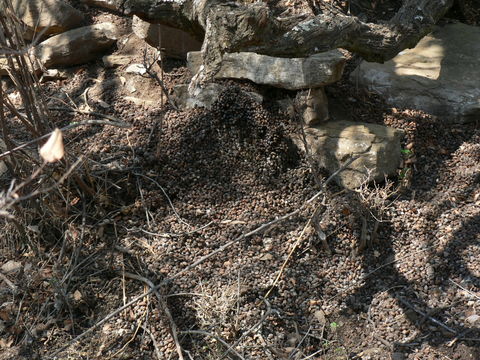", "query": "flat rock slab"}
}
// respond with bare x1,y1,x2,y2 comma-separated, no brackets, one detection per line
352,23,480,123
31,23,119,68
173,83,263,110
299,121,404,189
188,50,346,90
